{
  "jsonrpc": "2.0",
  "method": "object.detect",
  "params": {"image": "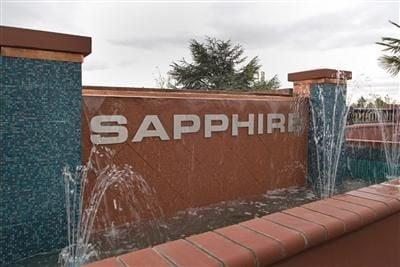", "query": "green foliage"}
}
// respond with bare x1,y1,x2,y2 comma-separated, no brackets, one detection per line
169,37,280,90
377,21,400,76
374,96,387,108
252,74,281,91
356,96,367,108
352,95,398,108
